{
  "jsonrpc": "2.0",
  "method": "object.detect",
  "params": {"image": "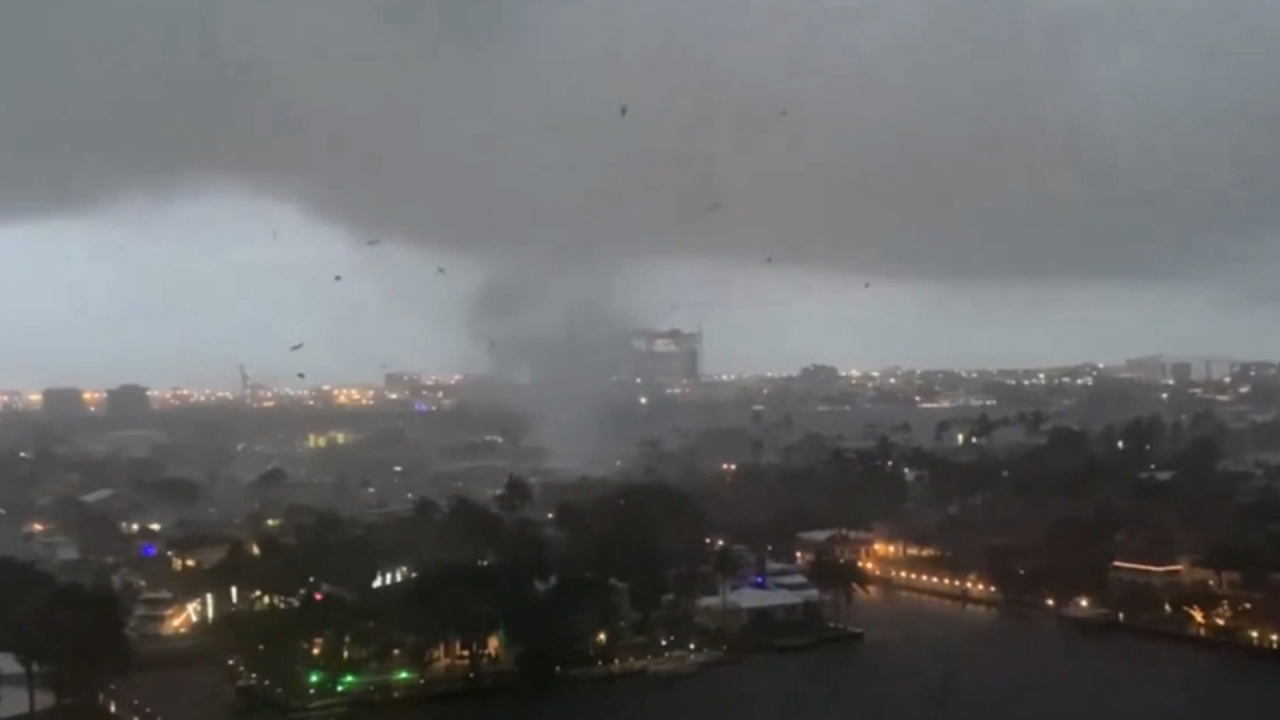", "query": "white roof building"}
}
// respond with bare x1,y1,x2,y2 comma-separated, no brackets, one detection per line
697,586,808,612
79,487,117,504
766,573,822,601
795,528,874,544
